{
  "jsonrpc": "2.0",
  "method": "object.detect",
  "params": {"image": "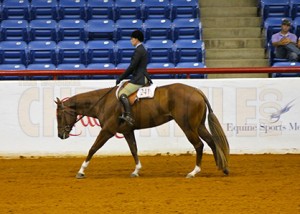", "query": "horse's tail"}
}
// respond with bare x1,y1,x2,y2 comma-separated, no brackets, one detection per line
197,89,230,171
